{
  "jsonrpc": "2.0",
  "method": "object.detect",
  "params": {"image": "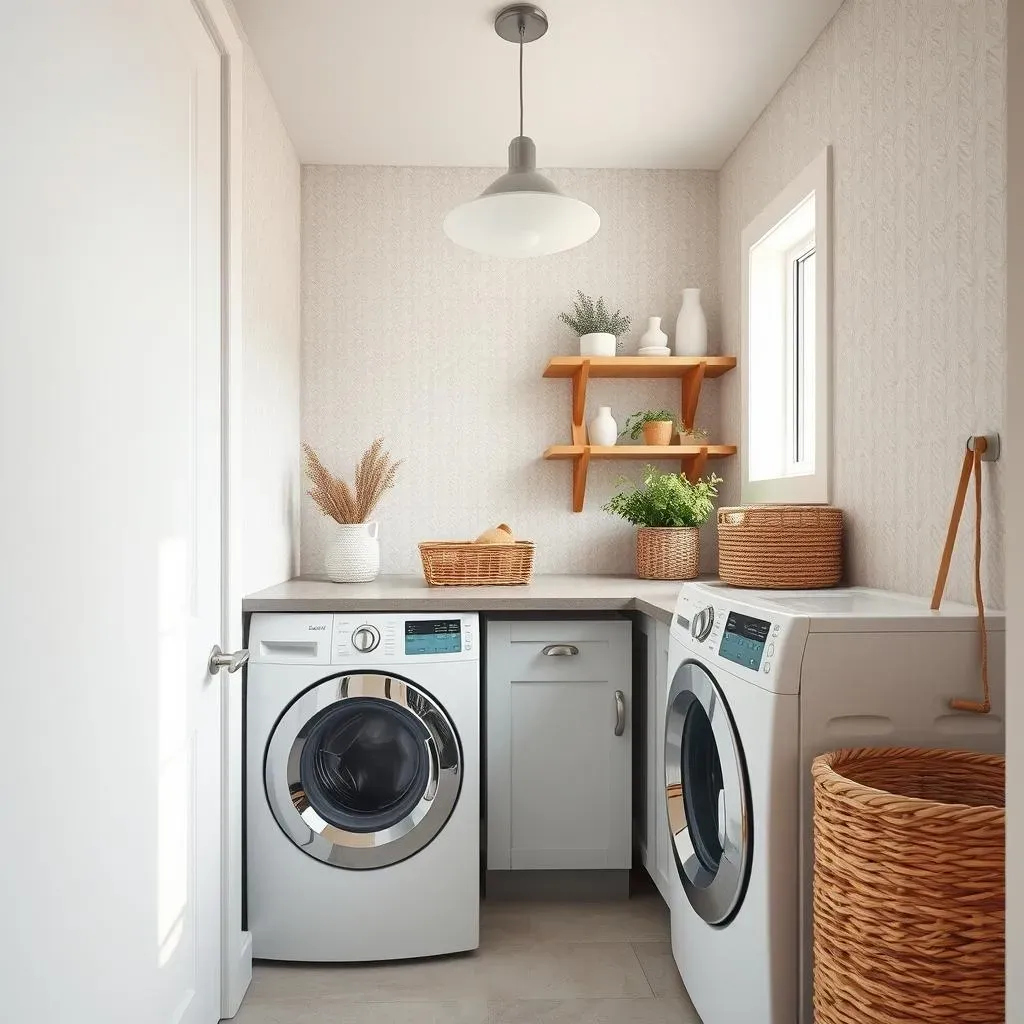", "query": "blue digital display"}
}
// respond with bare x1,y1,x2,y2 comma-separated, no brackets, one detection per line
405,619,462,656
718,612,770,671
